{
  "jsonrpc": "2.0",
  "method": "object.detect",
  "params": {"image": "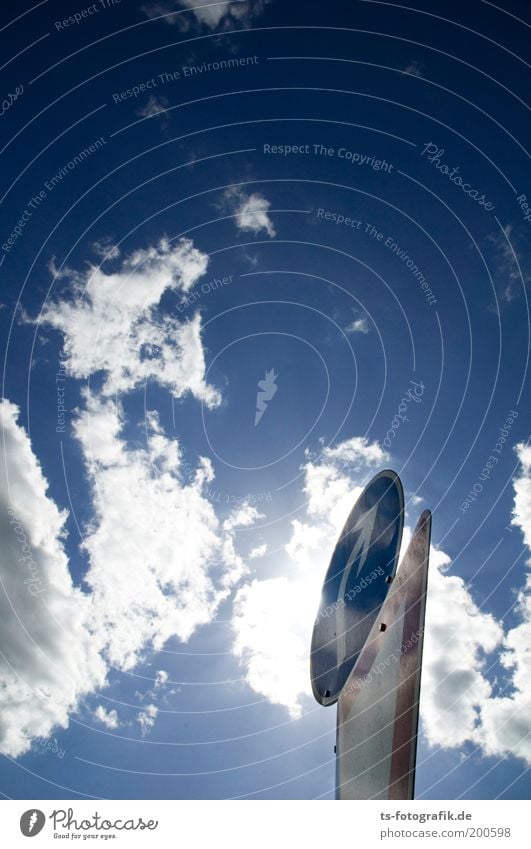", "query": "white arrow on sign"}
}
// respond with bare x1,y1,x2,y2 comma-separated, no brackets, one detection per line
336,504,378,669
